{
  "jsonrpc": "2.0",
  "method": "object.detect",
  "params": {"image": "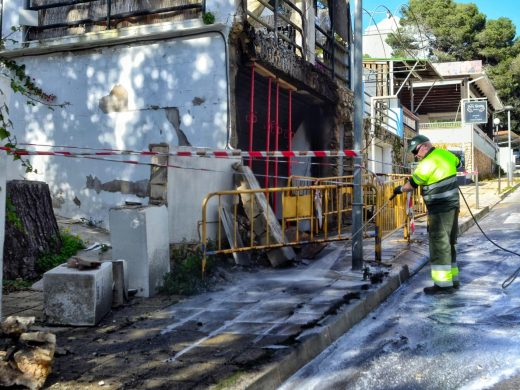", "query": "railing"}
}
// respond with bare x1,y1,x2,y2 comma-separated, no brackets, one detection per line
315,25,349,85
24,0,205,40
402,106,418,131
473,124,499,156
244,0,305,57
419,121,462,129
200,174,426,271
